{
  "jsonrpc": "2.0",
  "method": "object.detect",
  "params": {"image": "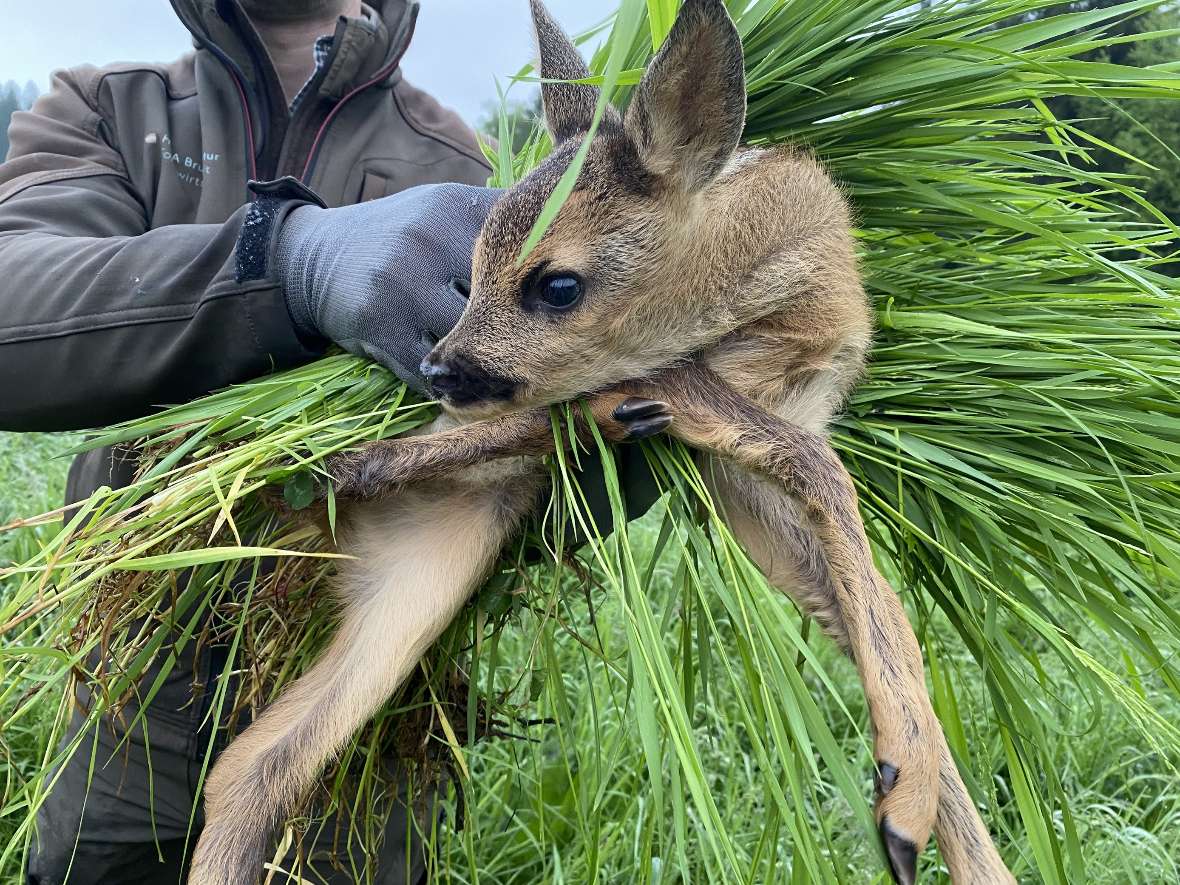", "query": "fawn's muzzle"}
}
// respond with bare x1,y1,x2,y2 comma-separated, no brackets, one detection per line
420,352,518,406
